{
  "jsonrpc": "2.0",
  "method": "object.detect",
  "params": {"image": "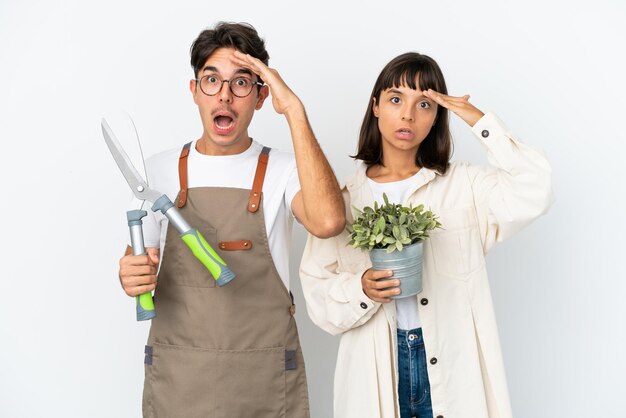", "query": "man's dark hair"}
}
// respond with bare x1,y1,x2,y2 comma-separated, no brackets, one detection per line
352,52,452,175
190,22,269,79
